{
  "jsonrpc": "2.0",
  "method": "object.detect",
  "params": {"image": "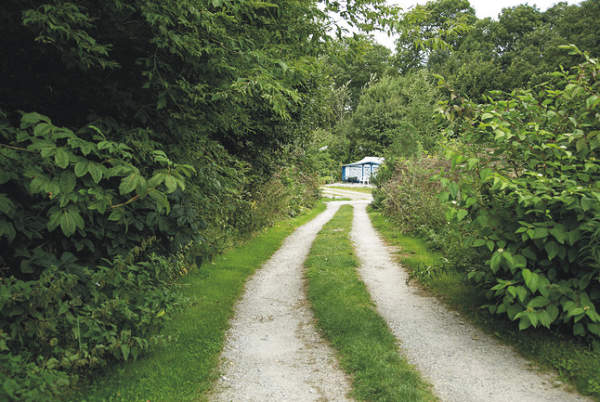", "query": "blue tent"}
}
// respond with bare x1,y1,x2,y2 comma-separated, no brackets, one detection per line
341,157,384,184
